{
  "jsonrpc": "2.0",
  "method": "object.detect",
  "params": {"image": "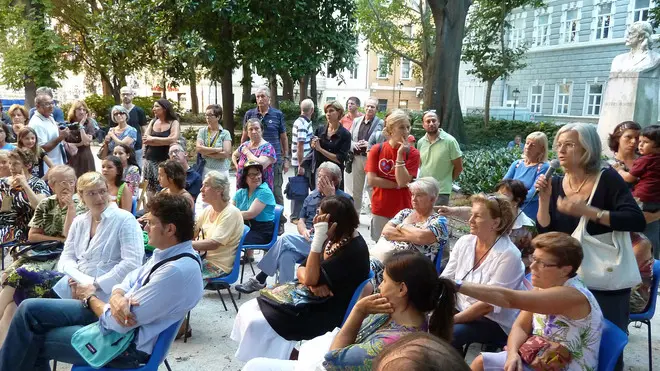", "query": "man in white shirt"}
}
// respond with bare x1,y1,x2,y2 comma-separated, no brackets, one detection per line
290,99,314,221
28,94,69,169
